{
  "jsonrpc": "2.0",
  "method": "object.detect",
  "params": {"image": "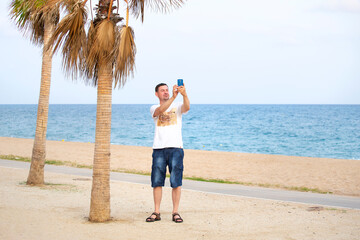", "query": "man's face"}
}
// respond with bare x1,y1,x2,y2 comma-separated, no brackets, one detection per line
156,85,169,101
